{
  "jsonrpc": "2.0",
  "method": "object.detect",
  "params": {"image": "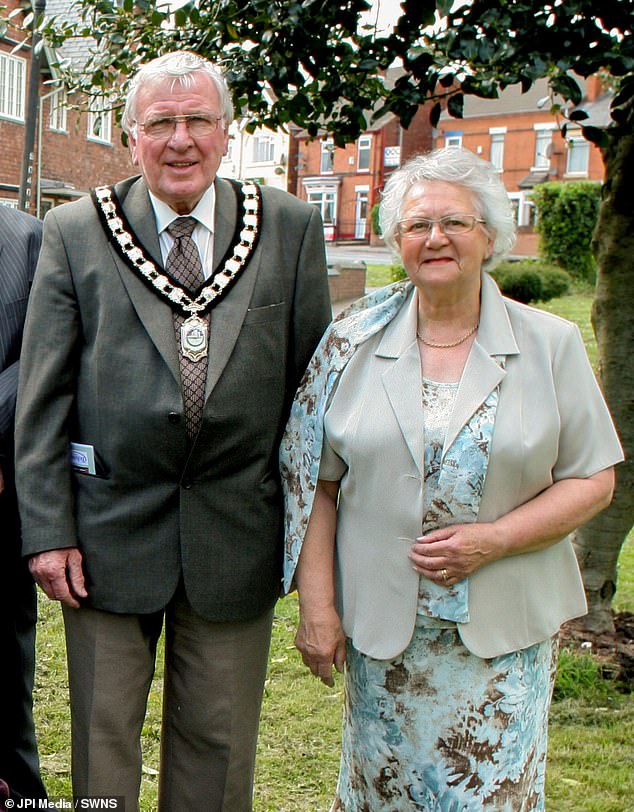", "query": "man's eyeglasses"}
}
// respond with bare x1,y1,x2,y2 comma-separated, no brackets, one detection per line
397,214,486,239
137,114,224,140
